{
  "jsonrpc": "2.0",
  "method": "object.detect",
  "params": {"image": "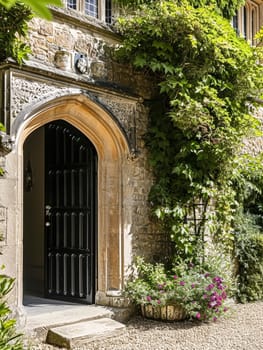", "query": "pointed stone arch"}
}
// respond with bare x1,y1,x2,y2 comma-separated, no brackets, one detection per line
15,92,131,305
